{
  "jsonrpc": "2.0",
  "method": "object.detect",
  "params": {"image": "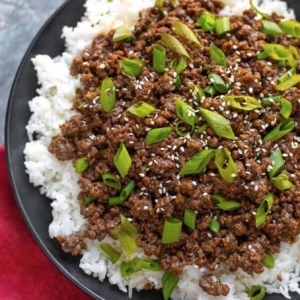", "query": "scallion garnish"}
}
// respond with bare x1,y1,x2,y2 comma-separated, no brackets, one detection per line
277,68,296,84
175,121,193,137
127,101,155,117
215,17,231,35
75,157,89,173
102,173,121,189
248,285,266,300
120,58,145,77
262,96,292,119
210,44,227,67
84,196,95,204
209,217,220,234
114,143,132,178
112,25,133,42
249,0,270,18
145,127,172,145
109,180,135,206
189,83,205,102
256,193,274,228
224,95,261,111
162,271,179,300
287,45,299,68
262,118,294,142
121,258,160,277
203,85,217,97
196,123,208,133
261,20,282,37
183,209,196,230
112,214,137,258
161,218,182,244
153,44,166,73
172,21,202,47
276,74,300,91
175,56,187,74
269,149,284,179
196,11,216,31
208,74,228,93
263,252,275,269
211,194,227,203
100,243,121,263
100,78,116,112
155,0,163,10
174,75,182,88
216,201,242,211
279,20,300,39
179,149,216,176
176,98,198,128
199,108,236,140
215,147,238,183
271,174,294,190
161,33,191,58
